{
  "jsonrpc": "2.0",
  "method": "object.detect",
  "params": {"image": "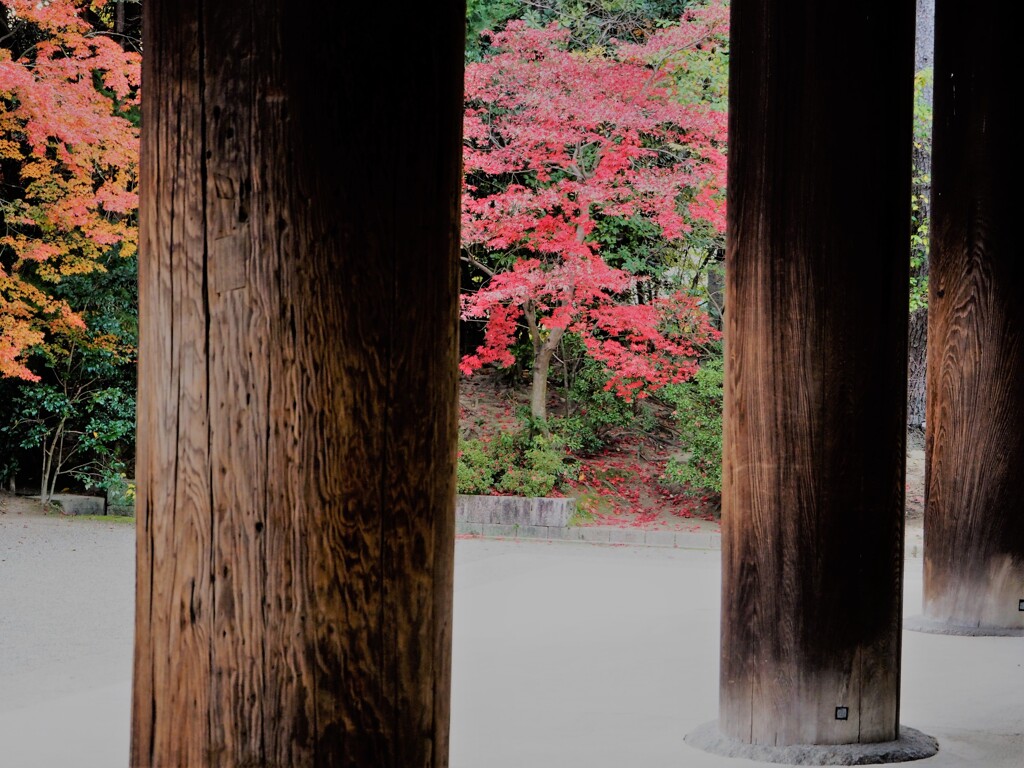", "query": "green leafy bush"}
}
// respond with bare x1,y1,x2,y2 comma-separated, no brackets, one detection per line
660,352,723,494
457,429,571,496
553,355,652,455
456,438,495,495
497,433,566,497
